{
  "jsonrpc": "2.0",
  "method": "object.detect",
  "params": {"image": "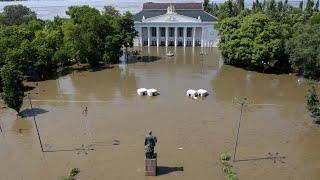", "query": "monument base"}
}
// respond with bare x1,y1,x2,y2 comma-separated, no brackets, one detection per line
145,158,157,176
